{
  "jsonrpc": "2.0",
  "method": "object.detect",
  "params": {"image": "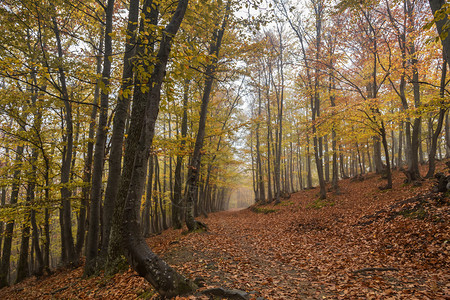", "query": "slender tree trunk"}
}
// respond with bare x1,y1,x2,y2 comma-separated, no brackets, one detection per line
251,132,257,200
77,38,102,258
85,0,115,275
324,135,329,182
311,1,326,199
306,134,313,188
356,141,363,175
339,144,348,179
445,114,450,158
16,177,34,283
331,129,339,193
426,58,447,178
0,143,24,287
380,123,392,189
172,80,189,229
186,0,231,230
391,129,396,169
0,185,5,257
52,15,77,266
143,155,154,237
43,171,50,270
329,73,339,193
408,0,422,179
274,29,285,203
290,141,295,192
398,122,404,168
17,138,40,282
153,156,160,234
30,204,44,276
266,83,273,201
296,142,303,190
256,77,265,201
